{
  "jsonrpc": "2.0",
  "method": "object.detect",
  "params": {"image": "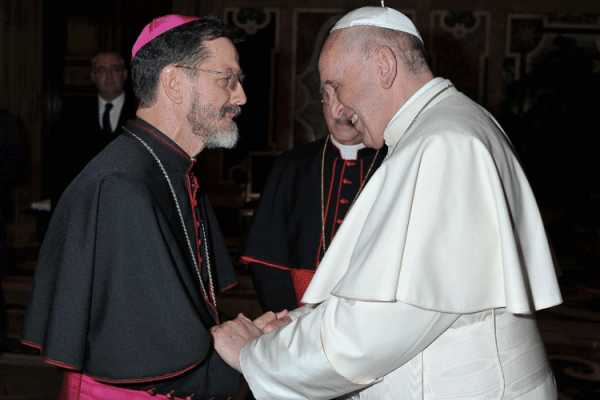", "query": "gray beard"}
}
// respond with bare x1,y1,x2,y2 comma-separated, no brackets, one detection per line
203,123,239,149
187,98,241,149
